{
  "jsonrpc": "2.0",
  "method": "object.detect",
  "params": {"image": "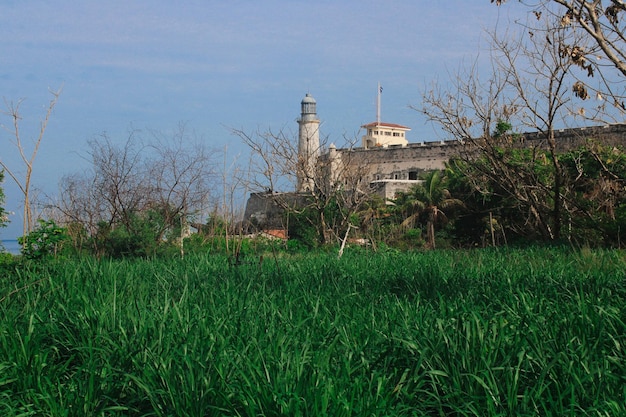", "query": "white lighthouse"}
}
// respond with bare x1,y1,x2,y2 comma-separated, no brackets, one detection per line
297,93,320,192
